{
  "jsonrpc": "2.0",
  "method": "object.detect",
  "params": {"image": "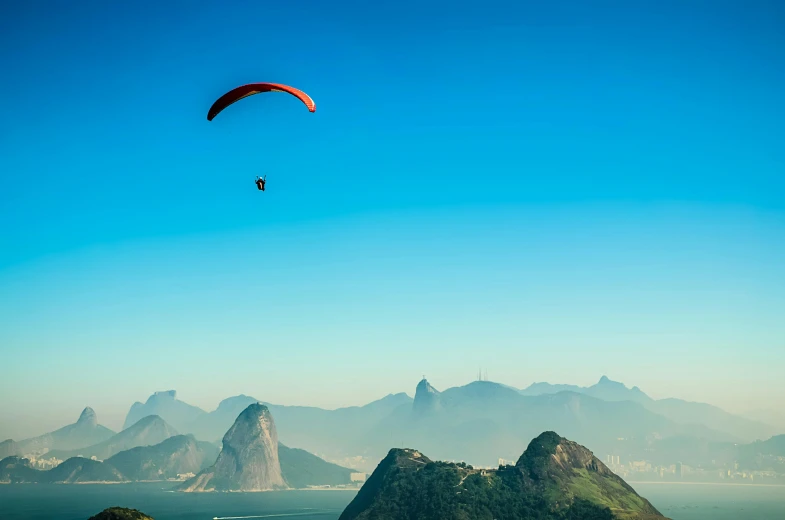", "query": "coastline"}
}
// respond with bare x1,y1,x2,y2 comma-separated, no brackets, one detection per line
629,481,785,488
